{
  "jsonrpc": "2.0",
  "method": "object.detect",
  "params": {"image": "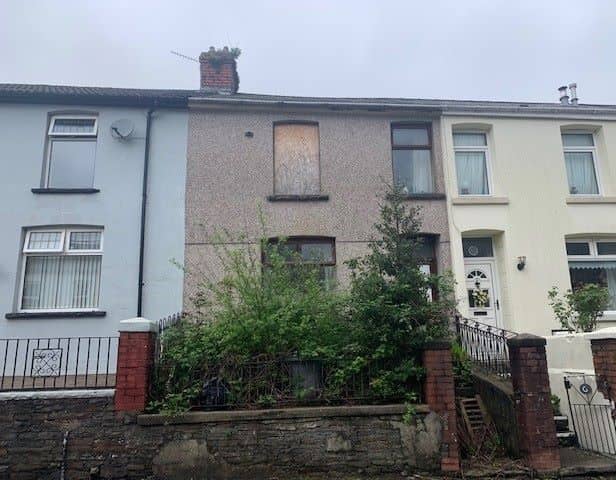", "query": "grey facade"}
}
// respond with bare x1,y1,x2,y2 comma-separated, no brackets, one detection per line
184,101,451,307
0,89,188,339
